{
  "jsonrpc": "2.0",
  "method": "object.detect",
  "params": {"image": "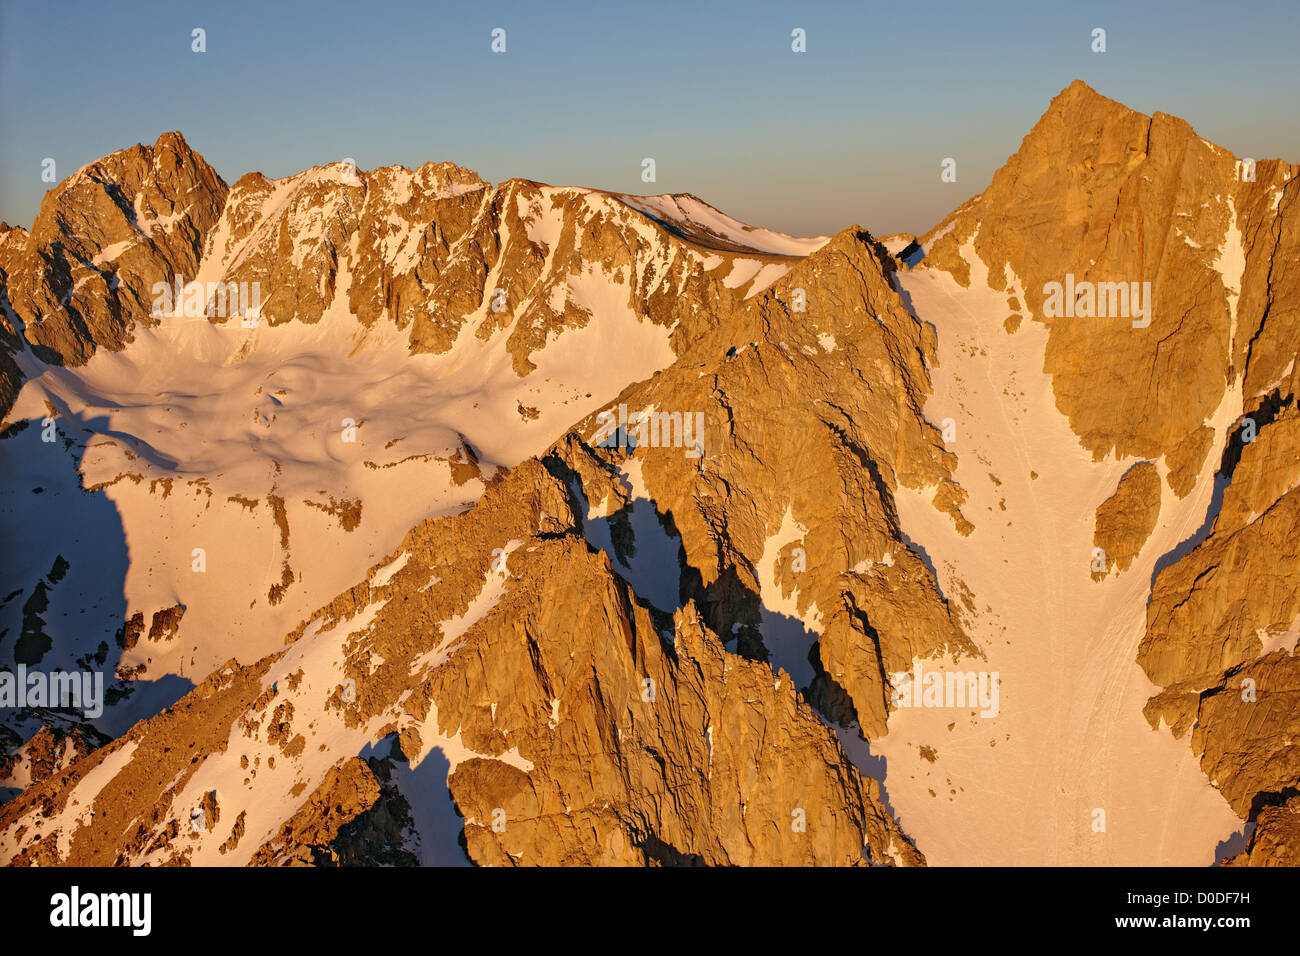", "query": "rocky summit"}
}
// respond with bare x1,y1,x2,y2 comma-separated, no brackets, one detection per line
0,80,1296,868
